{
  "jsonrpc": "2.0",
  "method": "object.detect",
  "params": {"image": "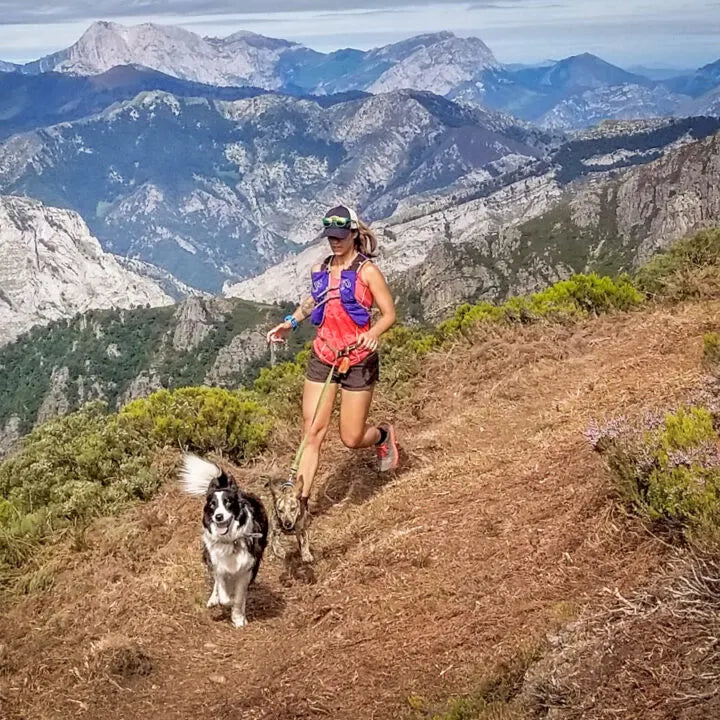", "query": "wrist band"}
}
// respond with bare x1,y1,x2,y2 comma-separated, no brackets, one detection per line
284,315,298,331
